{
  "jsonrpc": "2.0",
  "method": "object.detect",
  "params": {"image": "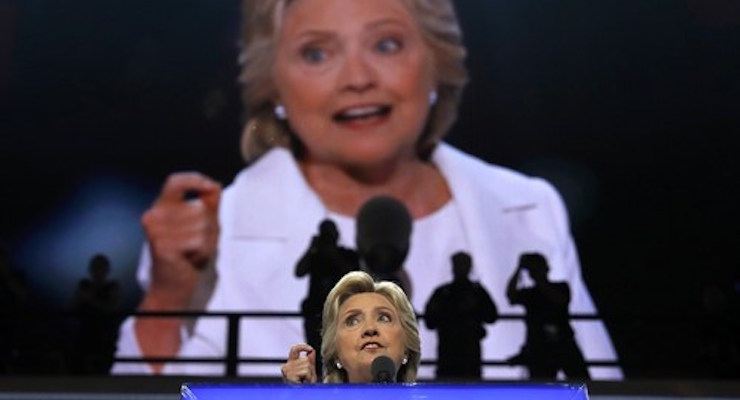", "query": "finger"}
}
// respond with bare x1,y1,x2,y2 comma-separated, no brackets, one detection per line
300,364,315,383
199,183,222,212
142,200,211,231
291,358,316,383
157,172,221,205
283,362,310,384
307,349,316,369
288,343,314,361
308,362,317,383
143,215,216,250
